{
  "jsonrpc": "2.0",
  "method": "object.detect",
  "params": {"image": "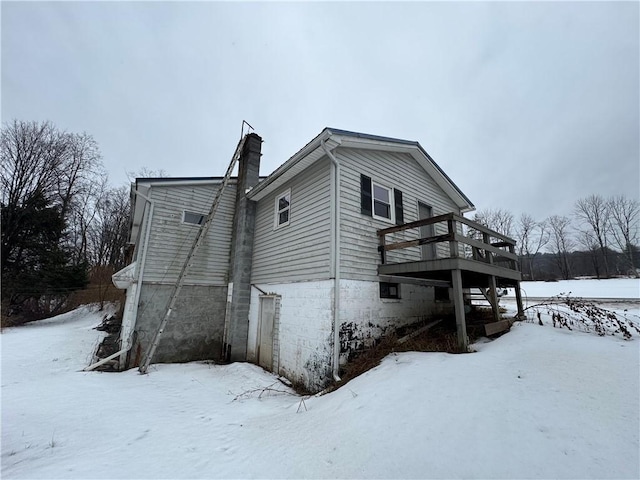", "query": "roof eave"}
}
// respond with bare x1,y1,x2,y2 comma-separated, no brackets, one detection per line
248,128,475,214
247,129,337,201
335,135,474,213
128,177,233,244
